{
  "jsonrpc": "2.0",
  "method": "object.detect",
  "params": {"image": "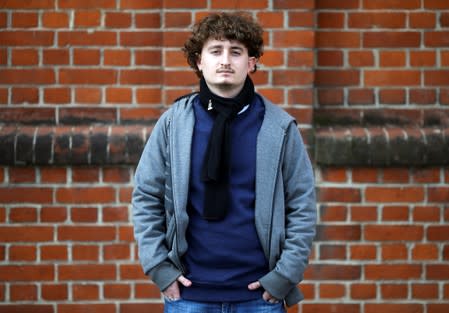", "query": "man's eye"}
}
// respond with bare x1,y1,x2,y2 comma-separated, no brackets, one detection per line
210,50,220,55
232,51,242,56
